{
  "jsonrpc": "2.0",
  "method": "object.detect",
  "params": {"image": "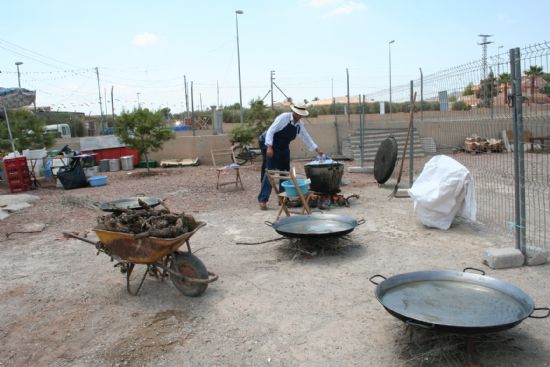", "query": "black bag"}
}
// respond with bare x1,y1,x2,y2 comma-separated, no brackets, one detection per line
57,158,88,190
